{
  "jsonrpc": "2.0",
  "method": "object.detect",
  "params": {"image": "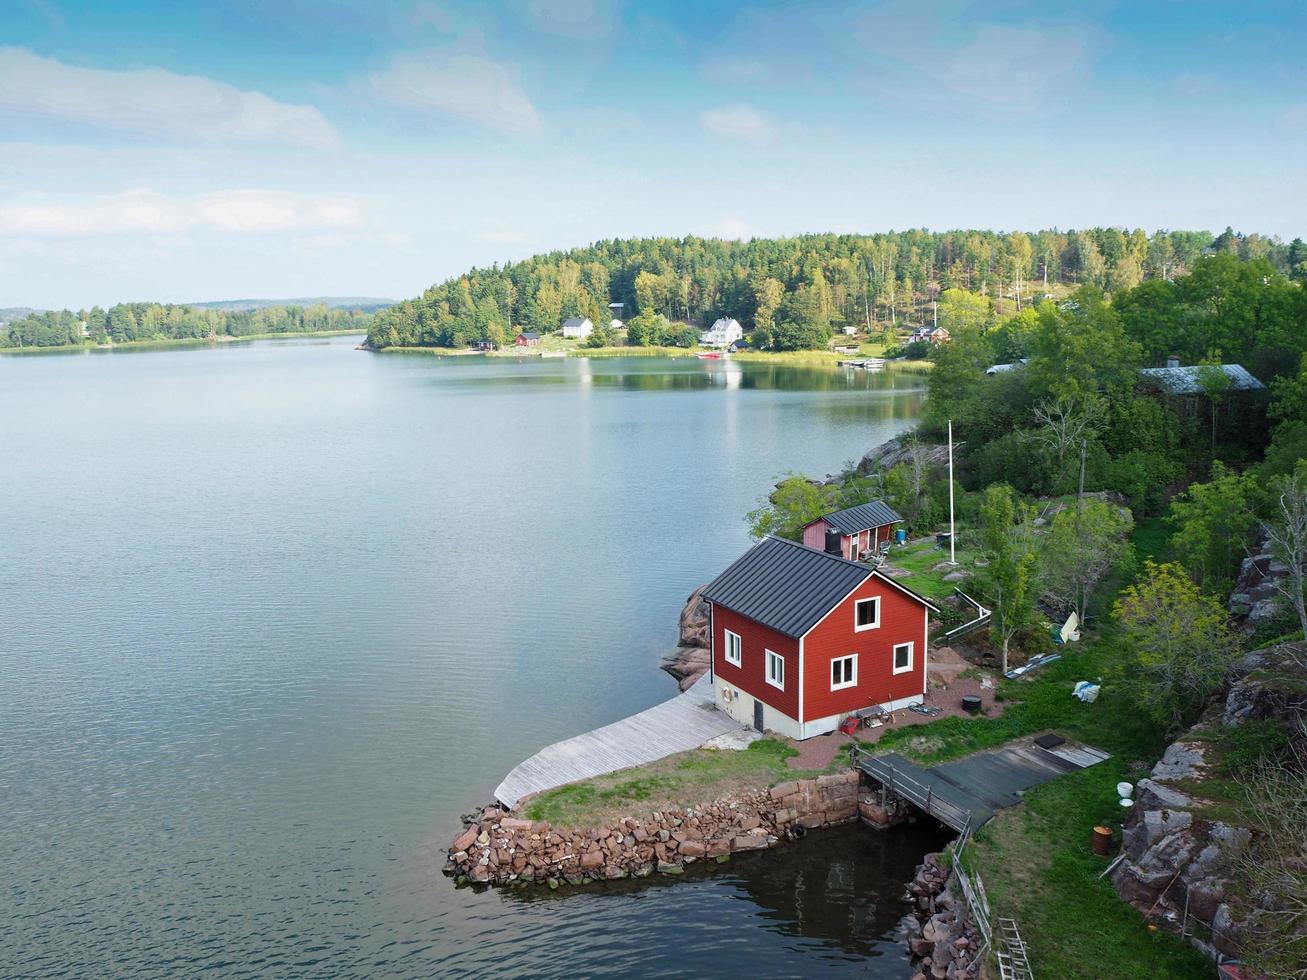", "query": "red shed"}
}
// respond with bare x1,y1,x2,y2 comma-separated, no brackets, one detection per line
801,500,903,561
703,535,936,739
515,331,542,347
